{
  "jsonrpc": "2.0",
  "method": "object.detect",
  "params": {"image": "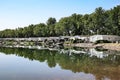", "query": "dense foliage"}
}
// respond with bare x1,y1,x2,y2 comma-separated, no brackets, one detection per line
0,5,120,38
